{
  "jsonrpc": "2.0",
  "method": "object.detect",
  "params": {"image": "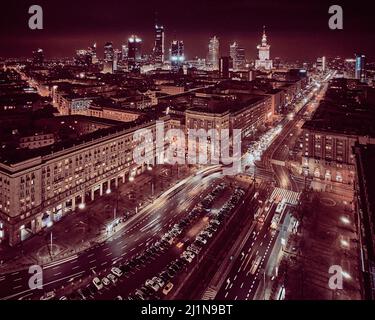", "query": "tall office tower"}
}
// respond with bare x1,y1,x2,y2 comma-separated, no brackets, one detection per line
103,42,114,73
153,24,165,64
104,42,114,62
316,56,326,73
219,56,230,78
88,42,98,64
113,49,121,71
128,35,142,72
32,48,44,65
121,44,128,61
255,26,273,70
344,58,356,78
207,36,220,70
355,54,366,82
230,42,246,71
170,40,184,72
